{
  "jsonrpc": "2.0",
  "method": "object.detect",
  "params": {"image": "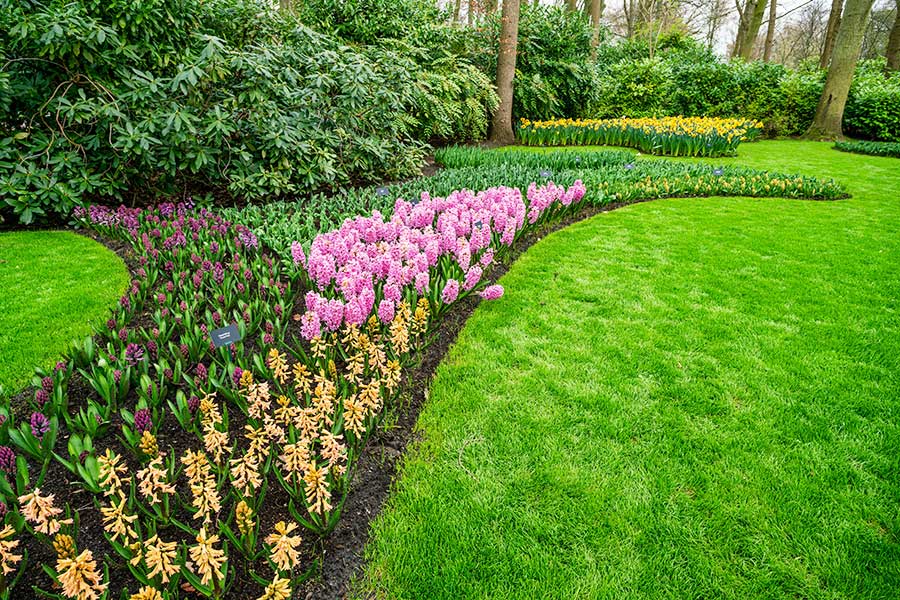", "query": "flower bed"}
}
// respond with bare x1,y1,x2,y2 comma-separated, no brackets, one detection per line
833,140,900,158
516,117,763,157
0,147,847,599
0,180,587,599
